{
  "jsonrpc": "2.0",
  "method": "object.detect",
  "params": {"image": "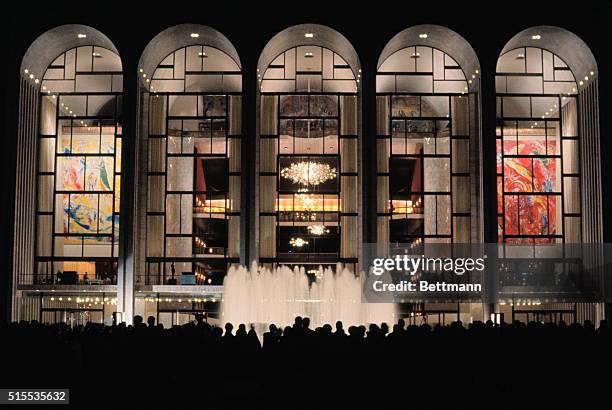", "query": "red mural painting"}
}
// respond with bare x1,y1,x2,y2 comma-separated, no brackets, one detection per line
497,140,558,241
